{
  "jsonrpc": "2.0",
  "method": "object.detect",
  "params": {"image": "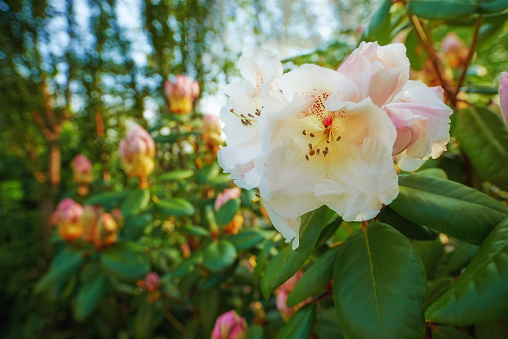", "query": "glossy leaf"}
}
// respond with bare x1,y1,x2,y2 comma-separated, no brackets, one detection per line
446,243,478,276
121,189,150,217
364,0,392,40
413,238,443,280
405,29,427,71
156,197,195,216
276,304,316,339
100,242,150,281
202,240,237,272
432,326,473,339
286,246,340,307
260,206,328,298
407,0,476,20
197,162,220,184
35,250,85,293
426,218,508,325
226,230,267,250
180,224,210,237
333,223,427,339
253,238,273,286
84,191,128,206
455,106,508,191
378,207,438,241
414,168,448,179
157,169,194,182
390,175,508,245
475,317,508,339
74,275,107,321
216,198,240,226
